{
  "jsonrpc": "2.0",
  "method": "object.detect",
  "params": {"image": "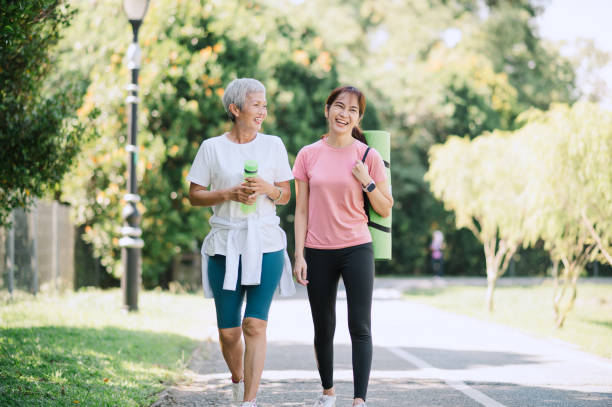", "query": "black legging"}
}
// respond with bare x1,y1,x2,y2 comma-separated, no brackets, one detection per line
305,242,374,401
